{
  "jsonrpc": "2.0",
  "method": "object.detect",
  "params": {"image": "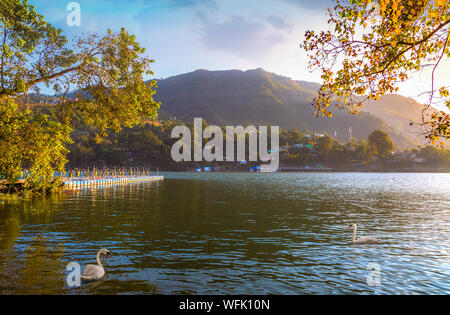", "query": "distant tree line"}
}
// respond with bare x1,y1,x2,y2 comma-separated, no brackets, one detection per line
67,121,450,171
